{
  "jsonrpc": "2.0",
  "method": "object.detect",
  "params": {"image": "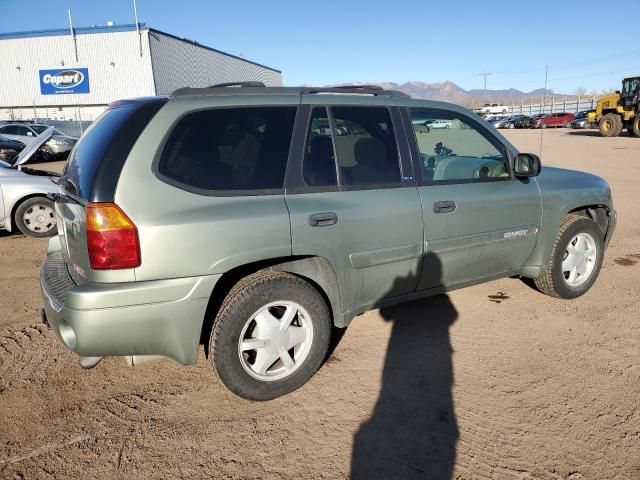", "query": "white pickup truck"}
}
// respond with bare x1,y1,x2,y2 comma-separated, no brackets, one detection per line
474,103,509,114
